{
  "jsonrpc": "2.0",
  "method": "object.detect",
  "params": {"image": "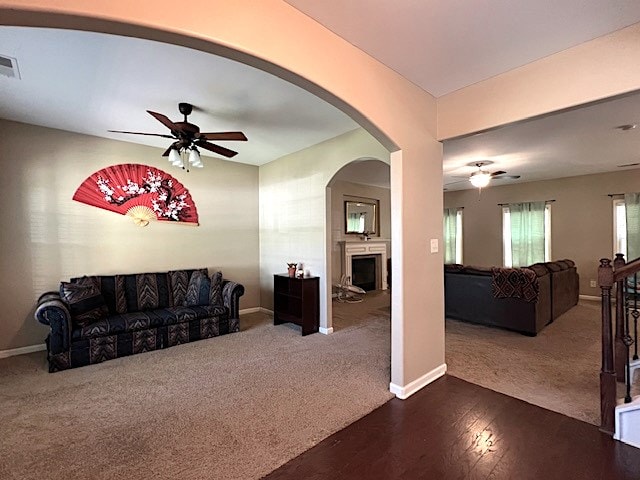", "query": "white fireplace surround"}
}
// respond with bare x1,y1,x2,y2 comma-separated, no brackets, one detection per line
340,241,388,290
